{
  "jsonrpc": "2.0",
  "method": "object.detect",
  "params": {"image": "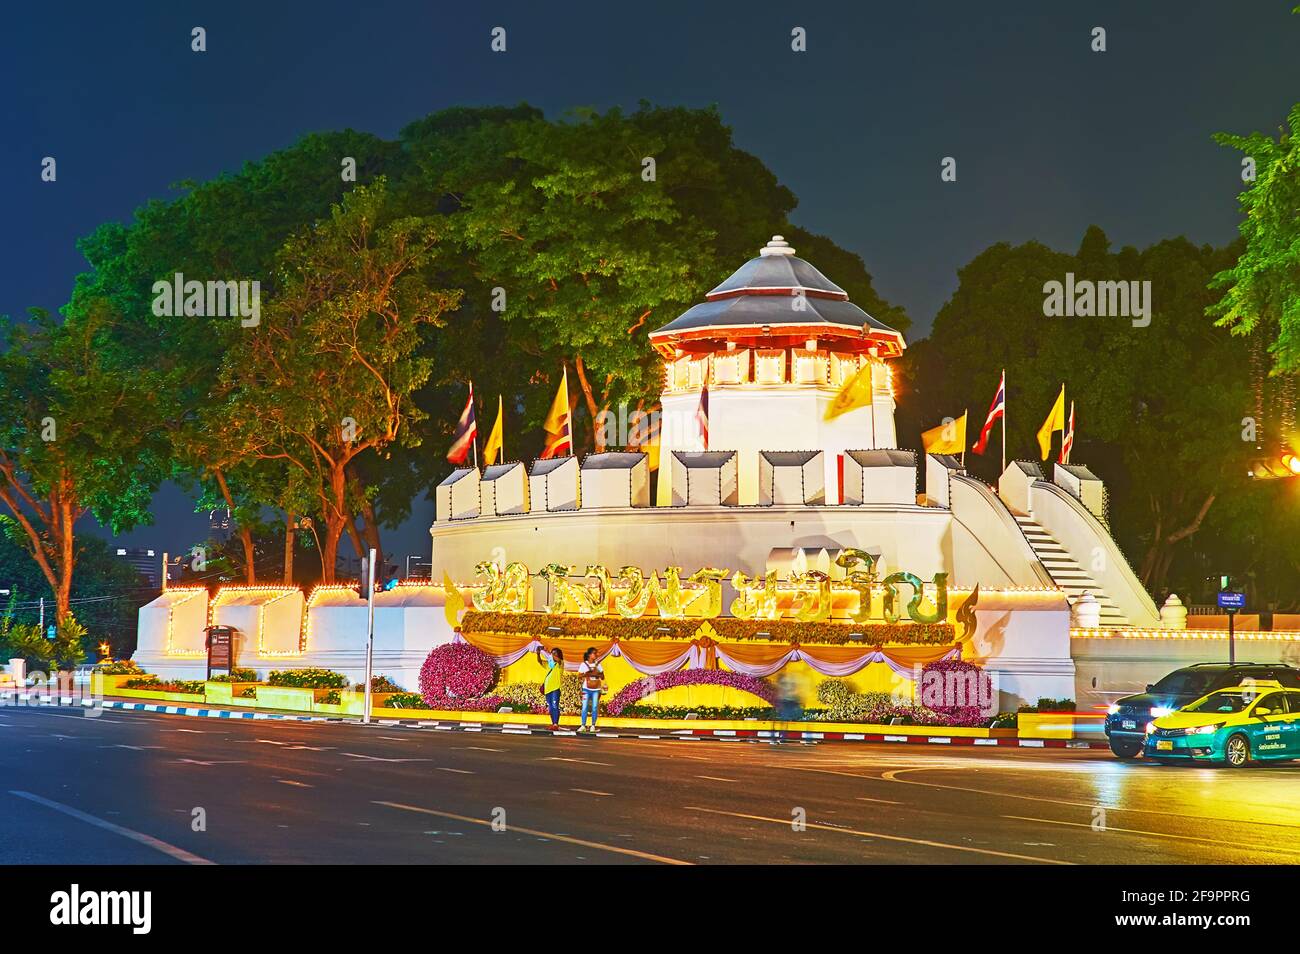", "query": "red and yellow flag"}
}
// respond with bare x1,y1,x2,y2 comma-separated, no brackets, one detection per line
539,368,572,460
